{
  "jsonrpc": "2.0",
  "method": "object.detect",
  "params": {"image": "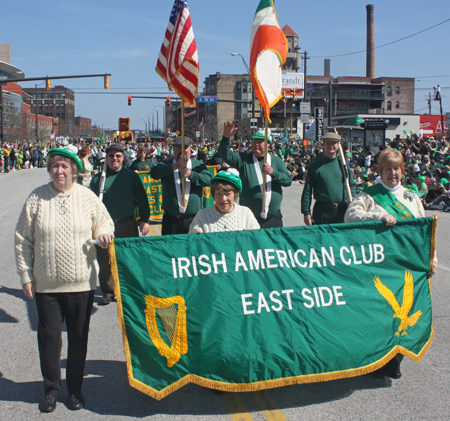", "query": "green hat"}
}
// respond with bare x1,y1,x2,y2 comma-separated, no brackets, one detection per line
46,148,83,172
441,178,449,187
252,130,272,143
211,169,242,193
418,175,426,182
